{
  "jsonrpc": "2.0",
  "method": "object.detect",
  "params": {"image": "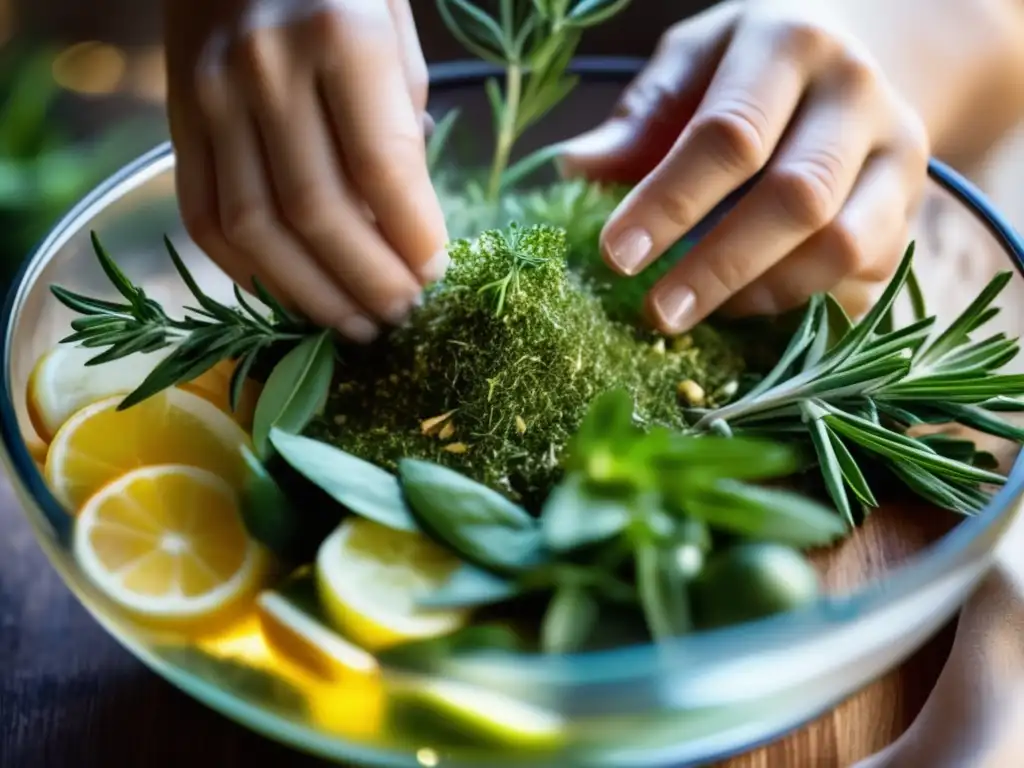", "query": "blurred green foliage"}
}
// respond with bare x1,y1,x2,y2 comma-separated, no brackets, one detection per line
0,44,161,286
